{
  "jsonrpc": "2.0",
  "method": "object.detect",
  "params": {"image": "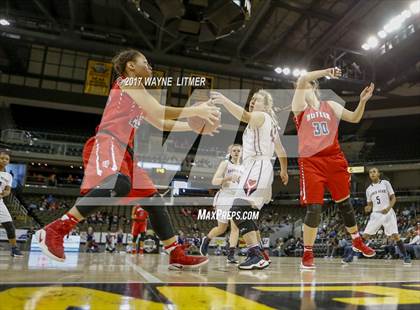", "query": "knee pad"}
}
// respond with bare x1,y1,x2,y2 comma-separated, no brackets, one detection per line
2,222,16,240
139,232,146,241
338,199,356,227
231,199,258,235
304,204,322,228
